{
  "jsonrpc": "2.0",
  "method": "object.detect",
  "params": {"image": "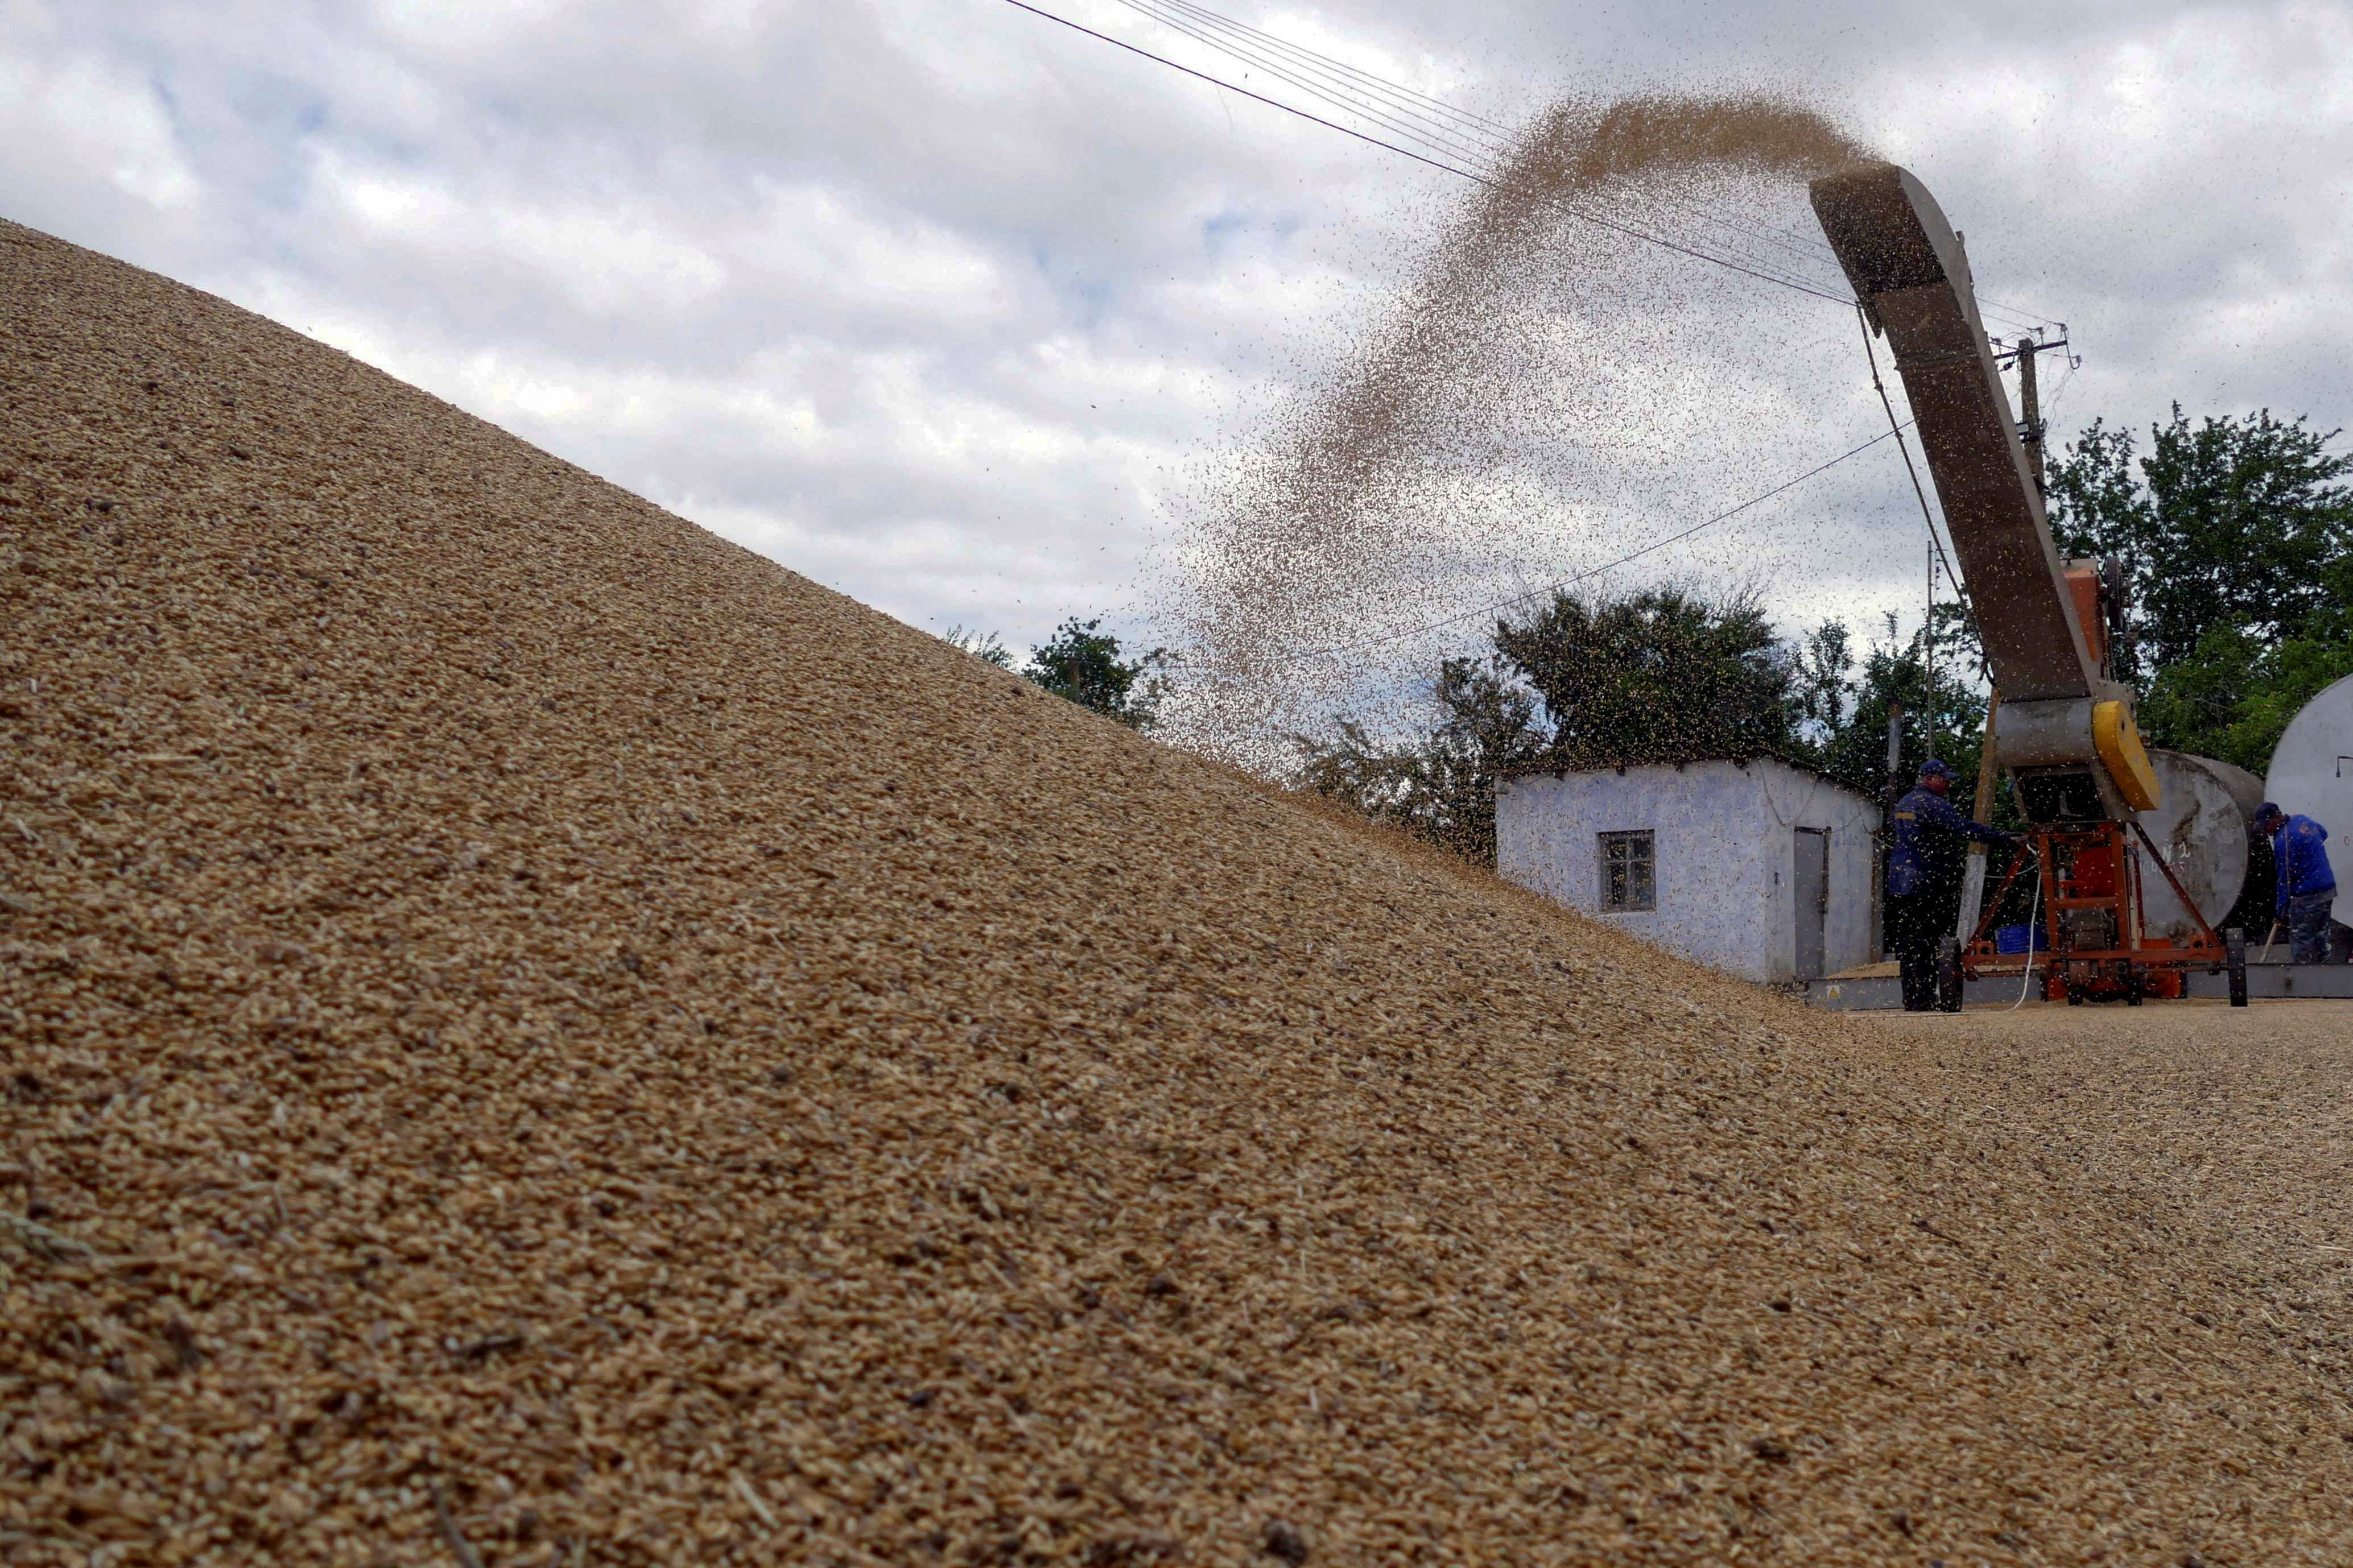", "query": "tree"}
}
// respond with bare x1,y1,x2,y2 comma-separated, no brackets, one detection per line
1294,586,1803,863
1810,610,1993,821
1292,656,1543,863
2046,408,2353,764
1790,620,1856,750
1494,586,1797,765
1025,617,1171,731
1300,391,2353,869
942,626,1013,668
1294,581,2024,870
939,617,1172,729
2135,596,2353,773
